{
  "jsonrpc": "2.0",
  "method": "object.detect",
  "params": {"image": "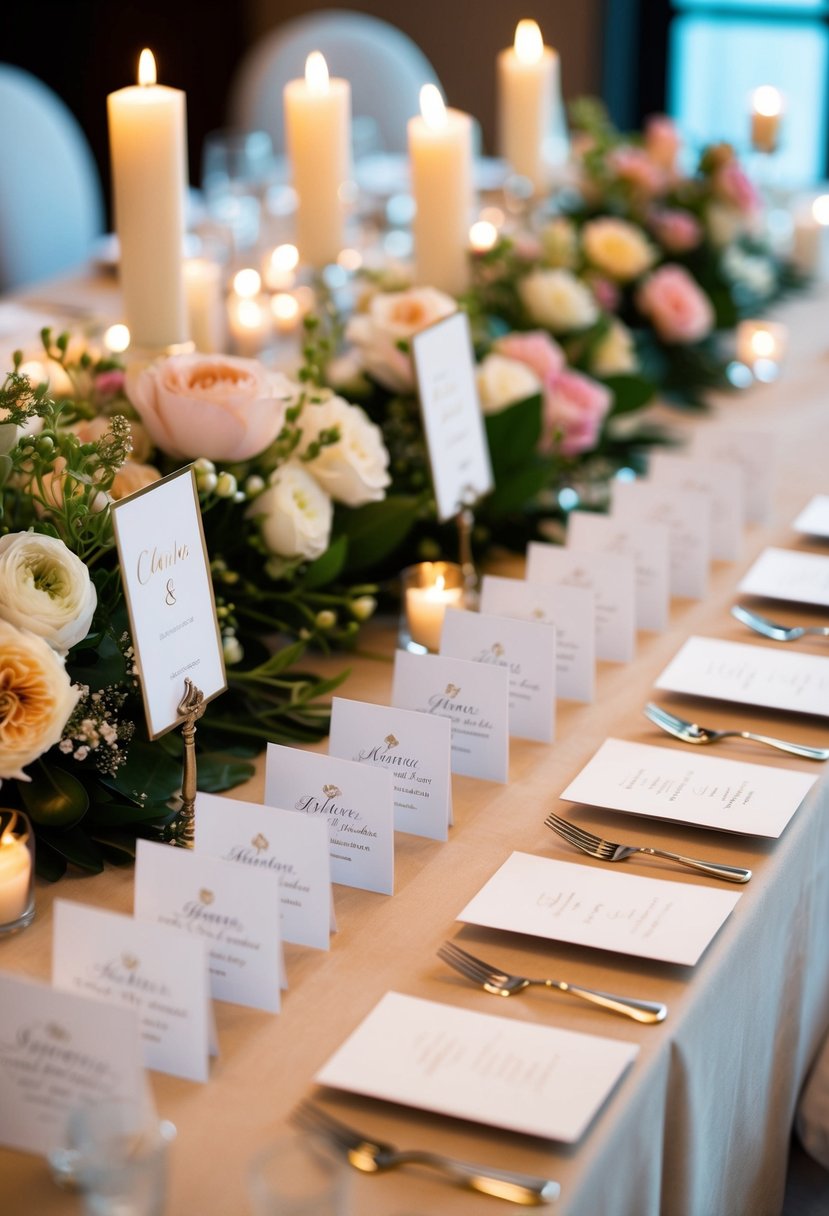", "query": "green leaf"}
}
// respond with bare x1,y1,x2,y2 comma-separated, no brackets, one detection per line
100,738,182,805
196,757,256,792
88,800,175,826
603,375,656,417
484,465,551,516
484,395,543,474
21,762,89,828
37,826,104,873
338,495,422,572
301,534,347,589
34,839,68,882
